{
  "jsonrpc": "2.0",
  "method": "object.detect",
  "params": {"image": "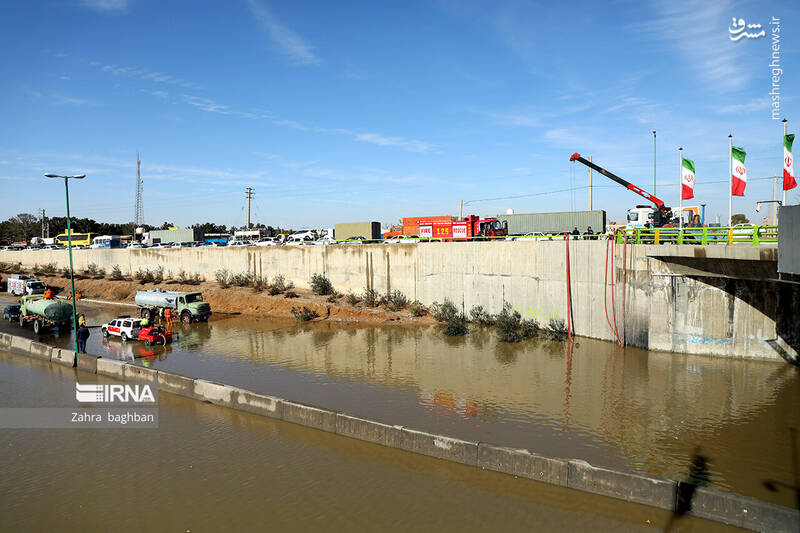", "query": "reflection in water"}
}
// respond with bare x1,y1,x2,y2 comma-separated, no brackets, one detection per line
1,295,798,508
